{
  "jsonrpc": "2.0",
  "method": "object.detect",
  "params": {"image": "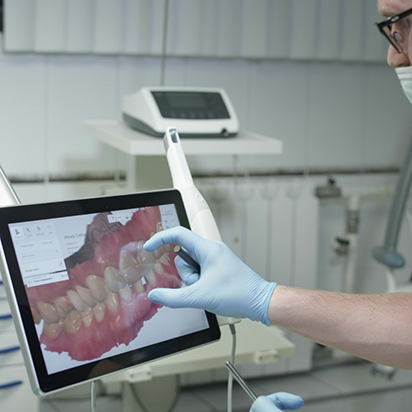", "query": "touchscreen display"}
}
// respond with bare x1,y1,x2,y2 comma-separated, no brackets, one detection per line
7,202,211,377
